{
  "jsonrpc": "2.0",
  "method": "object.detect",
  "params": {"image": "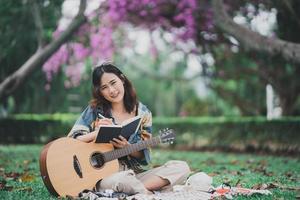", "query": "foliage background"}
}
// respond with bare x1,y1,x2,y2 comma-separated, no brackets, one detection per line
1,0,299,117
